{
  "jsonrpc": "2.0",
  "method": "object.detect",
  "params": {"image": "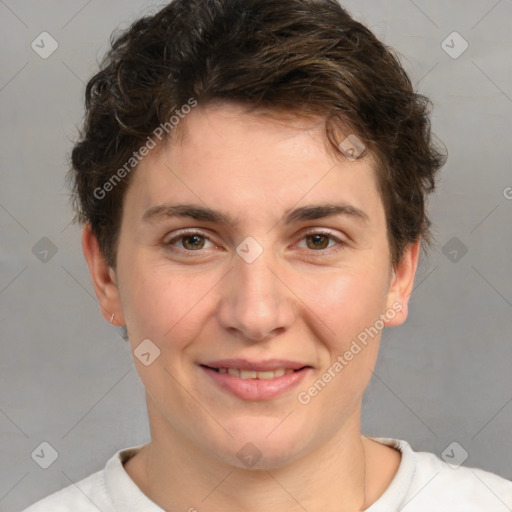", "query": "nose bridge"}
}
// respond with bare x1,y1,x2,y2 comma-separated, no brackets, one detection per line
217,237,295,341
